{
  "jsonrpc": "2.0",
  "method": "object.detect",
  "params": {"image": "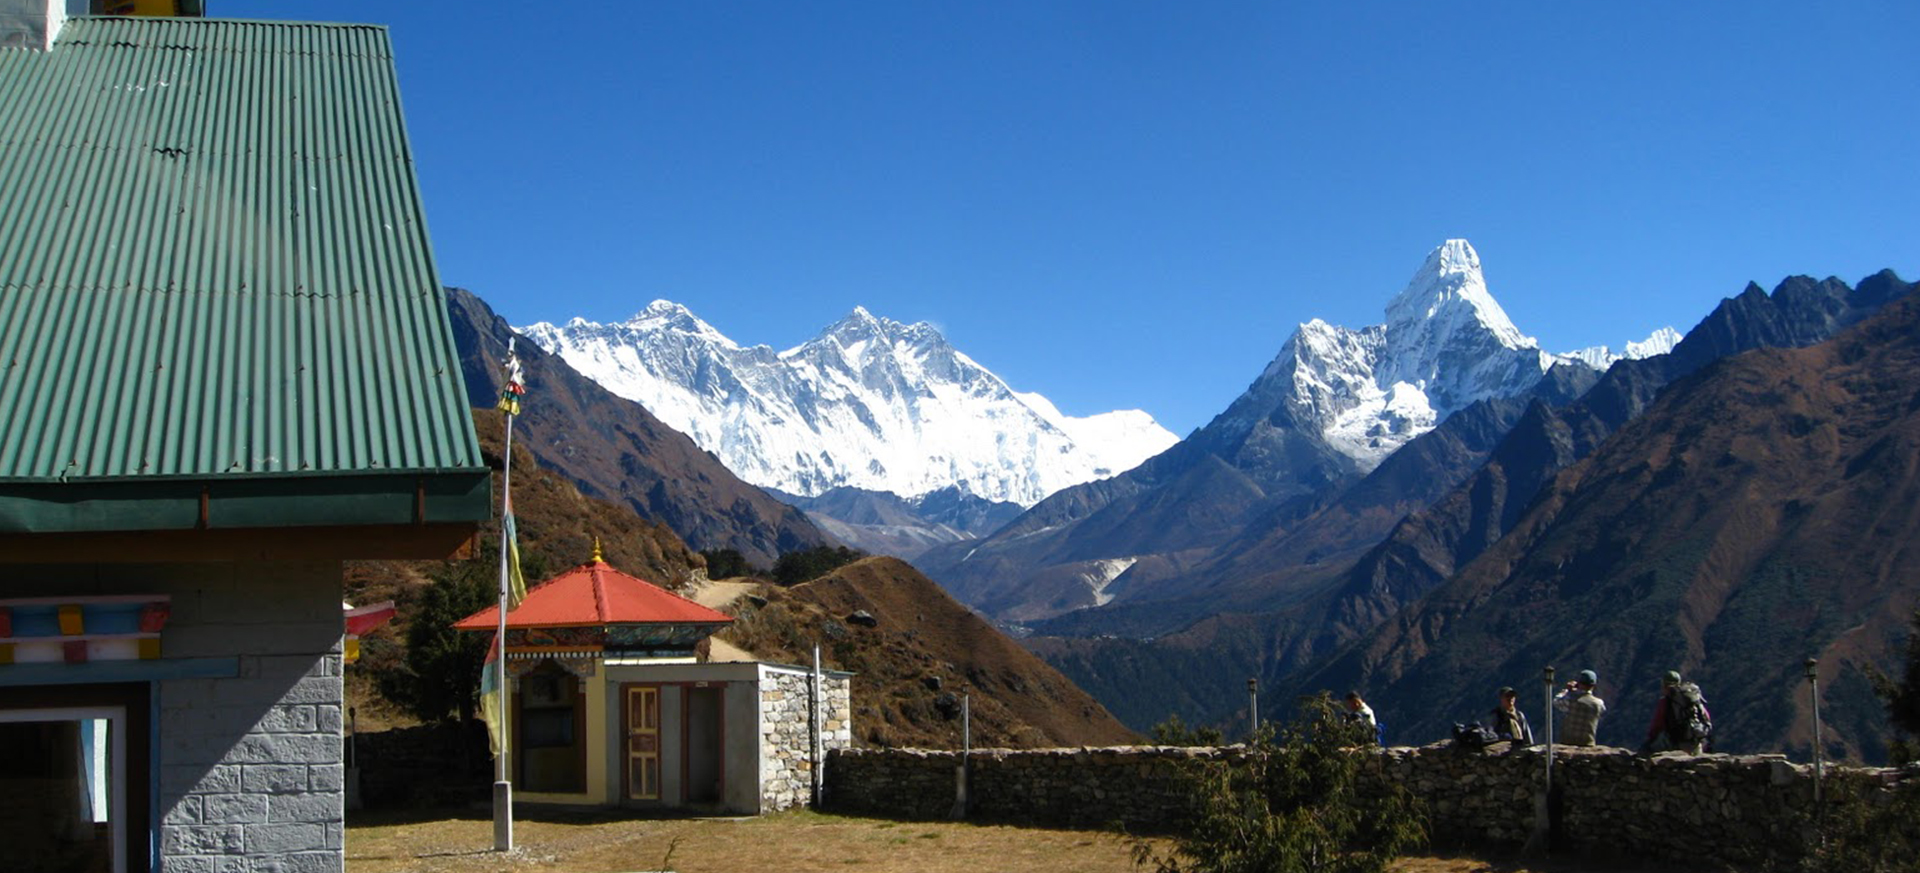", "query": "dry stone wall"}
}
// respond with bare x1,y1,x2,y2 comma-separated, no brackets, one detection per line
759,666,852,812
826,742,1920,866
